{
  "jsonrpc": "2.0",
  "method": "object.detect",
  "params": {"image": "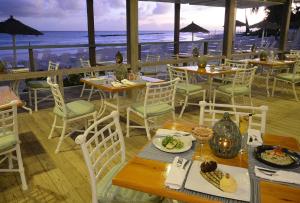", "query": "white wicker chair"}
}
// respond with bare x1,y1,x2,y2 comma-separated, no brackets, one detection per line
167,64,206,118
47,77,97,153
199,101,268,134
27,61,59,111
126,78,180,140
75,111,161,203
0,101,27,190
